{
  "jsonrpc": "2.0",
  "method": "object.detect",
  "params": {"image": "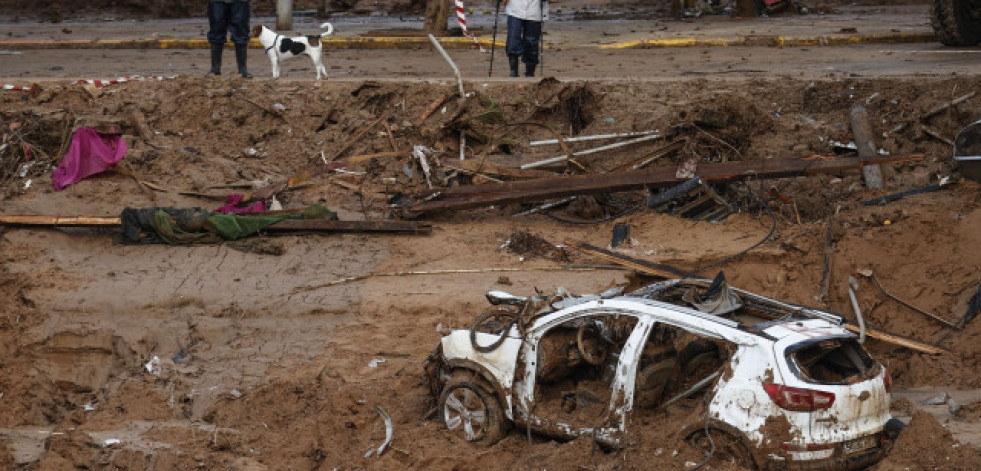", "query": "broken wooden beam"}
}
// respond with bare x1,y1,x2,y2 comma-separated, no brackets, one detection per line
405,154,925,214
564,240,693,279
